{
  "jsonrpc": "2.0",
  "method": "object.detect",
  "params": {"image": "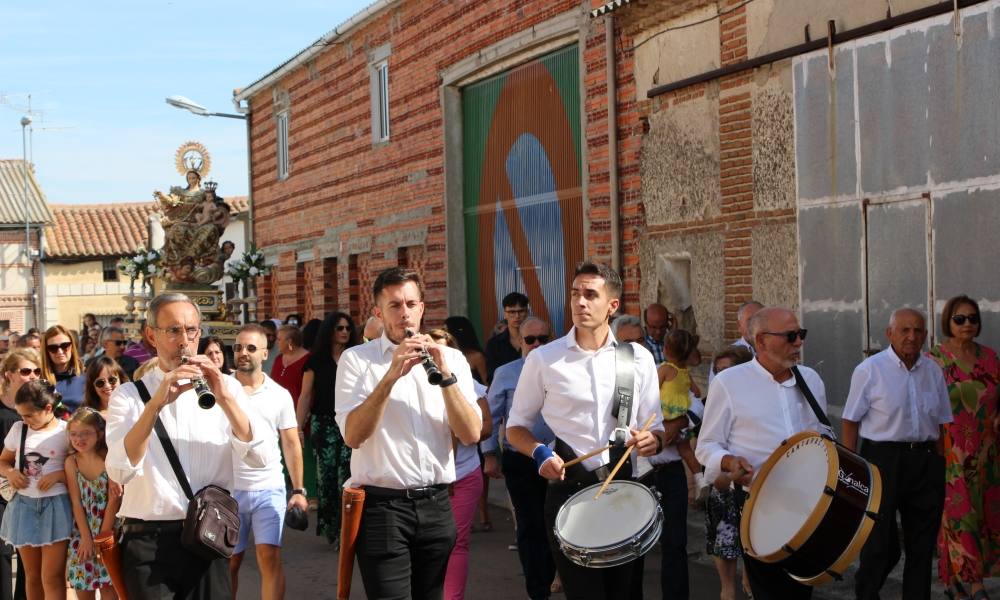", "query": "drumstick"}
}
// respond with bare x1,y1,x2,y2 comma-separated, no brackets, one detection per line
563,445,611,468
594,413,658,500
